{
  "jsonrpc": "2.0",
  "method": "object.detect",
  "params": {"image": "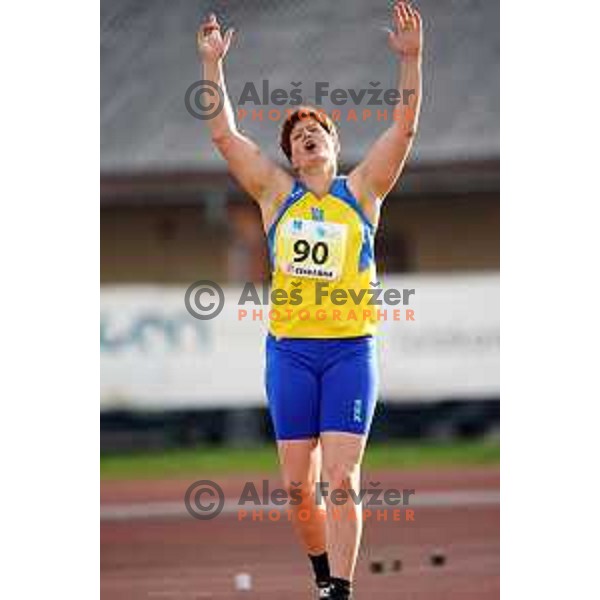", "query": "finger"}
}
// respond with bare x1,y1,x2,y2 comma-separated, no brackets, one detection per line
395,4,412,32
223,28,236,53
412,8,422,31
202,13,219,30
399,4,417,32
405,4,419,27
393,5,406,31
387,30,397,48
199,28,219,45
201,20,221,38
397,2,411,22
